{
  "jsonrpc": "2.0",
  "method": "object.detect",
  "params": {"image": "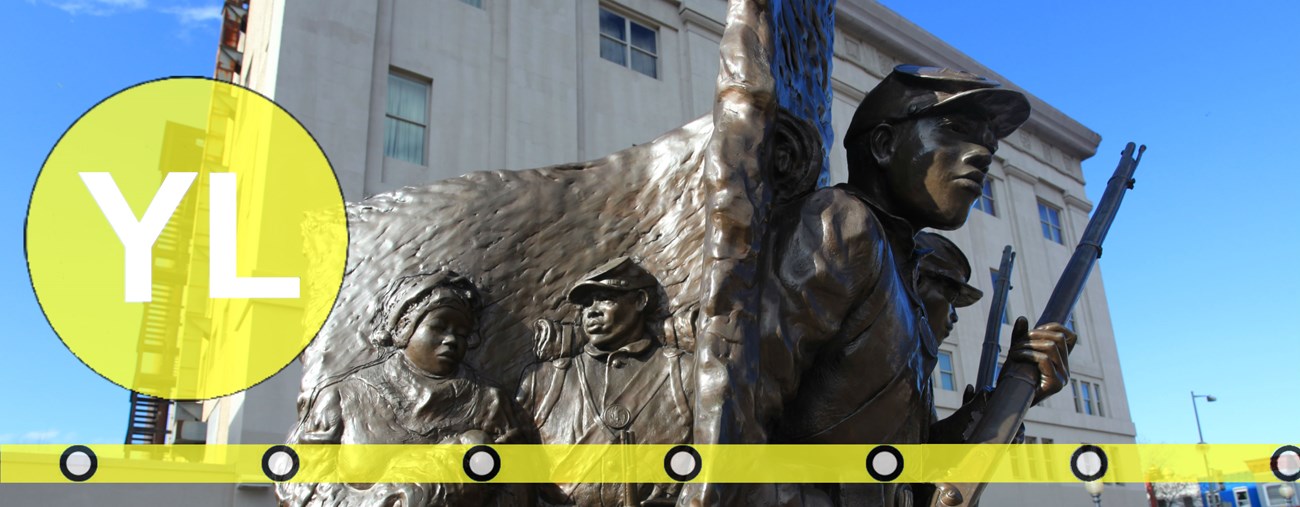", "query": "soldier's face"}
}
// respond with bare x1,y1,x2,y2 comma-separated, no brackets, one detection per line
885,114,995,230
582,289,646,351
918,273,960,342
404,306,473,377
